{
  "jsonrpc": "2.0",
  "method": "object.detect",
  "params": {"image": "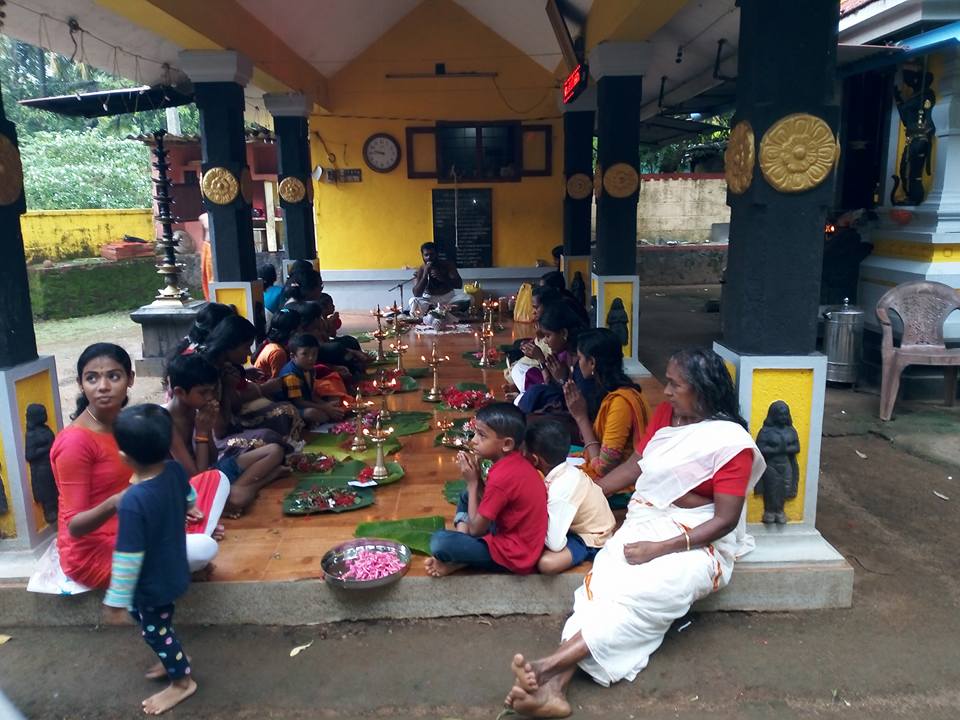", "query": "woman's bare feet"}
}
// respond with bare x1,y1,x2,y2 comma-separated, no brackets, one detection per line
142,676,197,715
211,524,226,541
511,653,540,692
504,681,571,719
424,557,465,577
